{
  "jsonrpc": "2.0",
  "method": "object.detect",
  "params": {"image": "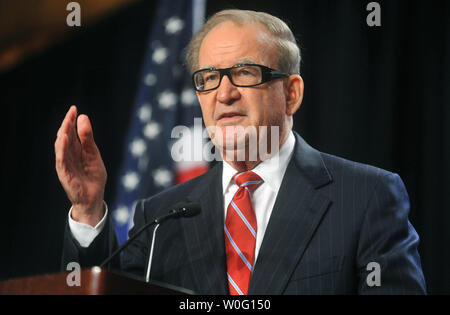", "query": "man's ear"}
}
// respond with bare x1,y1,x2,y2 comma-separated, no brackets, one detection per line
285,75,304,116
